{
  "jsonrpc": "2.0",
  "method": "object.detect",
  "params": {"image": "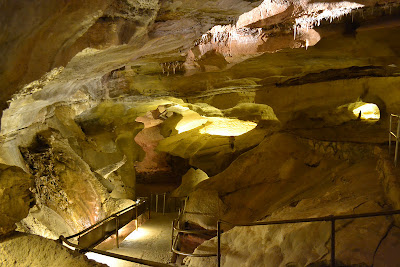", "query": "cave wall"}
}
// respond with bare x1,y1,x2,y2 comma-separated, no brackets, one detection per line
186,133,400,266
0,0,400,266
